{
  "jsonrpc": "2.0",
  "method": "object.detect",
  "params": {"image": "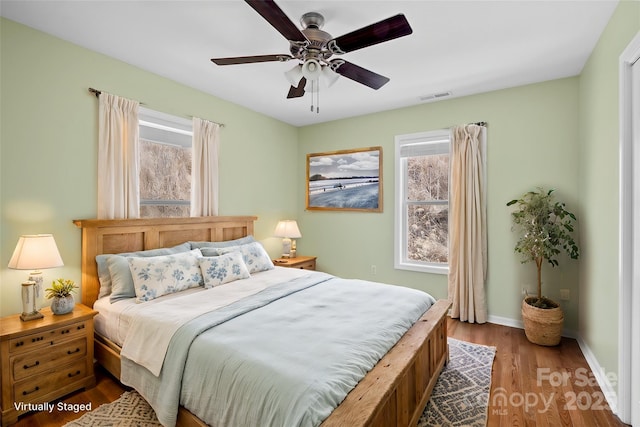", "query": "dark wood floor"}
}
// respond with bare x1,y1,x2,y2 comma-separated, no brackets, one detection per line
448,320,627,427
10,319,628,426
